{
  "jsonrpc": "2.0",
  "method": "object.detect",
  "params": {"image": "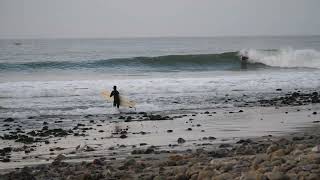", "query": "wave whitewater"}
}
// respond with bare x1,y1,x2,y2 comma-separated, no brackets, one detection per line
1,48,320,71
241,48,320,69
